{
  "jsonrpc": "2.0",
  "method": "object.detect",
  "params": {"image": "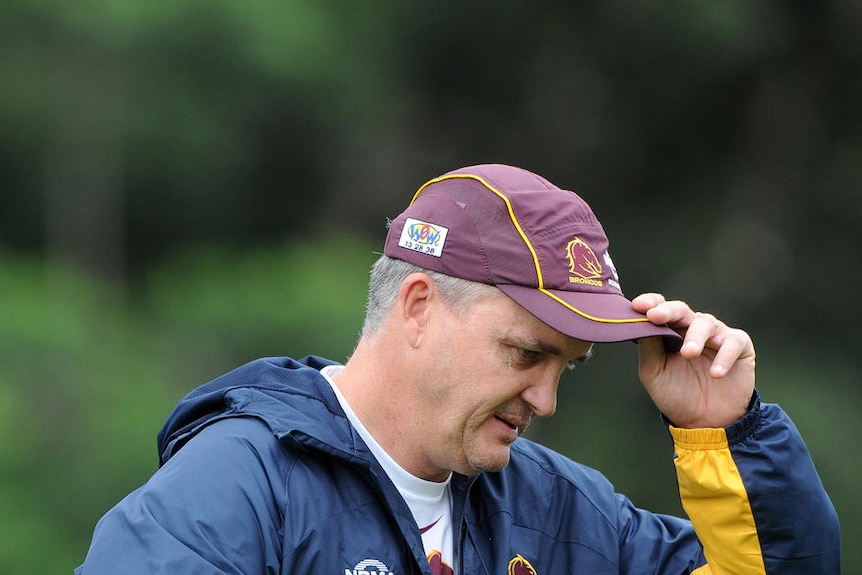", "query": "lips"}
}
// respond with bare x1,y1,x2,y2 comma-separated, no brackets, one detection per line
495,415,518,431
494,408,534,437
496,415,522,431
